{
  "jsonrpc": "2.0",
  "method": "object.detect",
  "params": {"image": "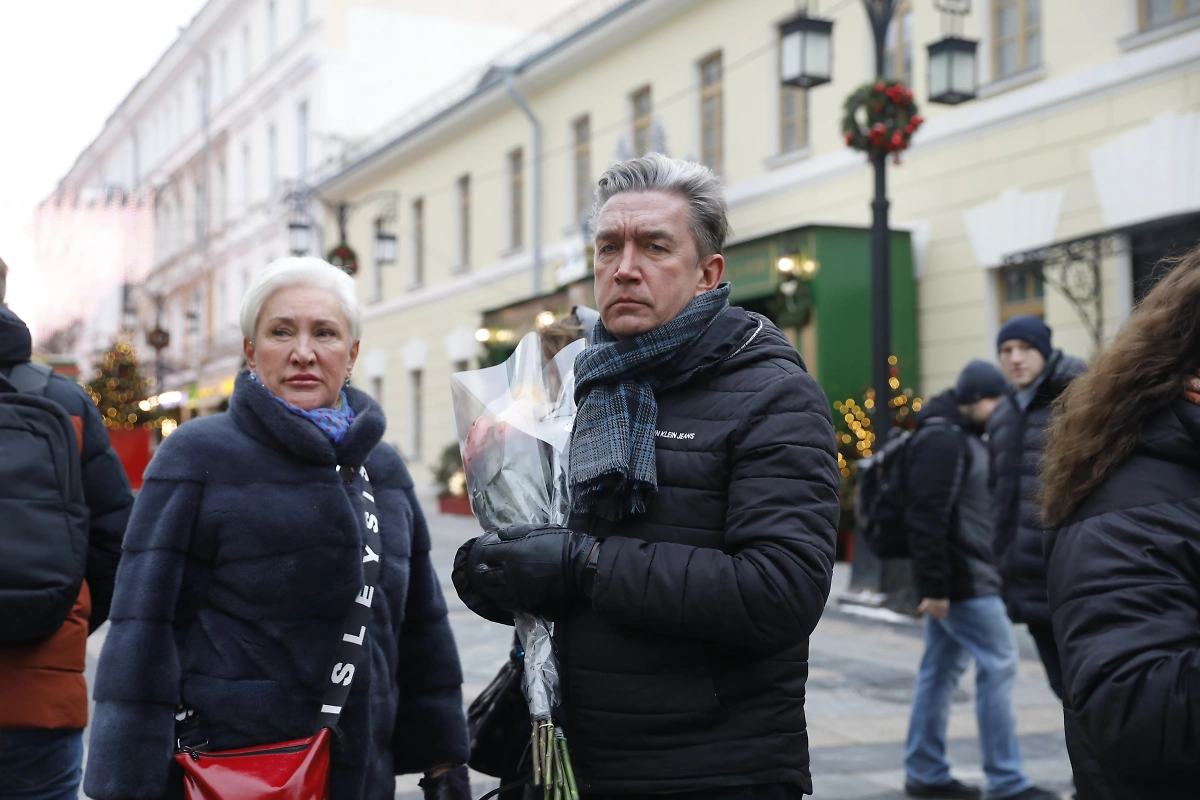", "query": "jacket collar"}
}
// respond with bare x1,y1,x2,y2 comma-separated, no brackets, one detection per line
656,306,801,392
227,370,385,468
1138,400,1200,471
